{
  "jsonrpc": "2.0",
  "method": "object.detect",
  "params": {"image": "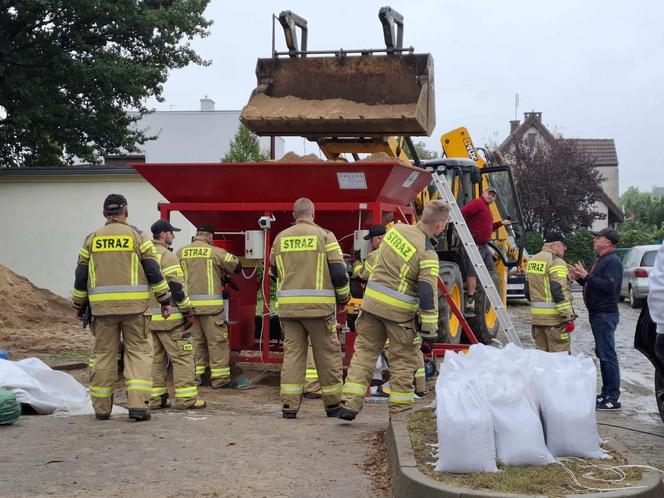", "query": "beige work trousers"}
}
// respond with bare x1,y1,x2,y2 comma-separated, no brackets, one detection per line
88,314,152,415
280,315,343,413
150,325,199,409
343,311,418,415
304,341,321,394
384,338,427,393
190,313,230,388
532,324,570,353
